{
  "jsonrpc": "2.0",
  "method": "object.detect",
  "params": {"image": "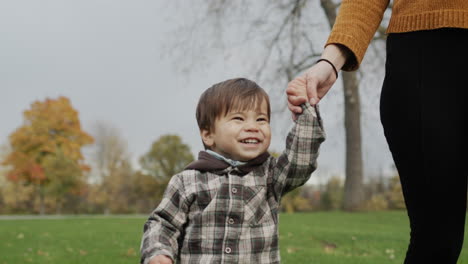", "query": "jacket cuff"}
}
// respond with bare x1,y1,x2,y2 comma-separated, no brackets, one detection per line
296,103,322,124
142,248,174,264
